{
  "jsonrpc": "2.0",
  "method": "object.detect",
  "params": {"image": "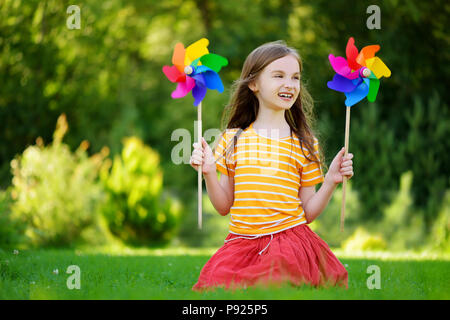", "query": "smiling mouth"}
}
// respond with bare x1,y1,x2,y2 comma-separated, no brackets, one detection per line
278,93,294,100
